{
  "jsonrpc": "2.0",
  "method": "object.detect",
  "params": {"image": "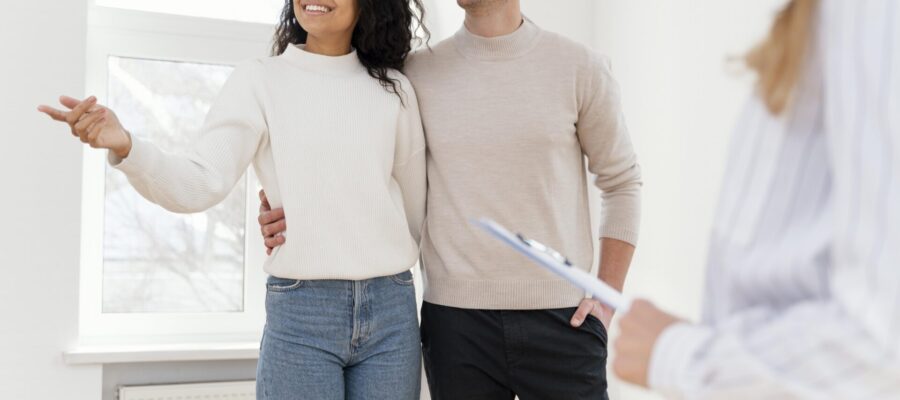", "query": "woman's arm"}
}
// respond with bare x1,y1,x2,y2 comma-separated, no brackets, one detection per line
621,2,900,398
106,60,267,213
